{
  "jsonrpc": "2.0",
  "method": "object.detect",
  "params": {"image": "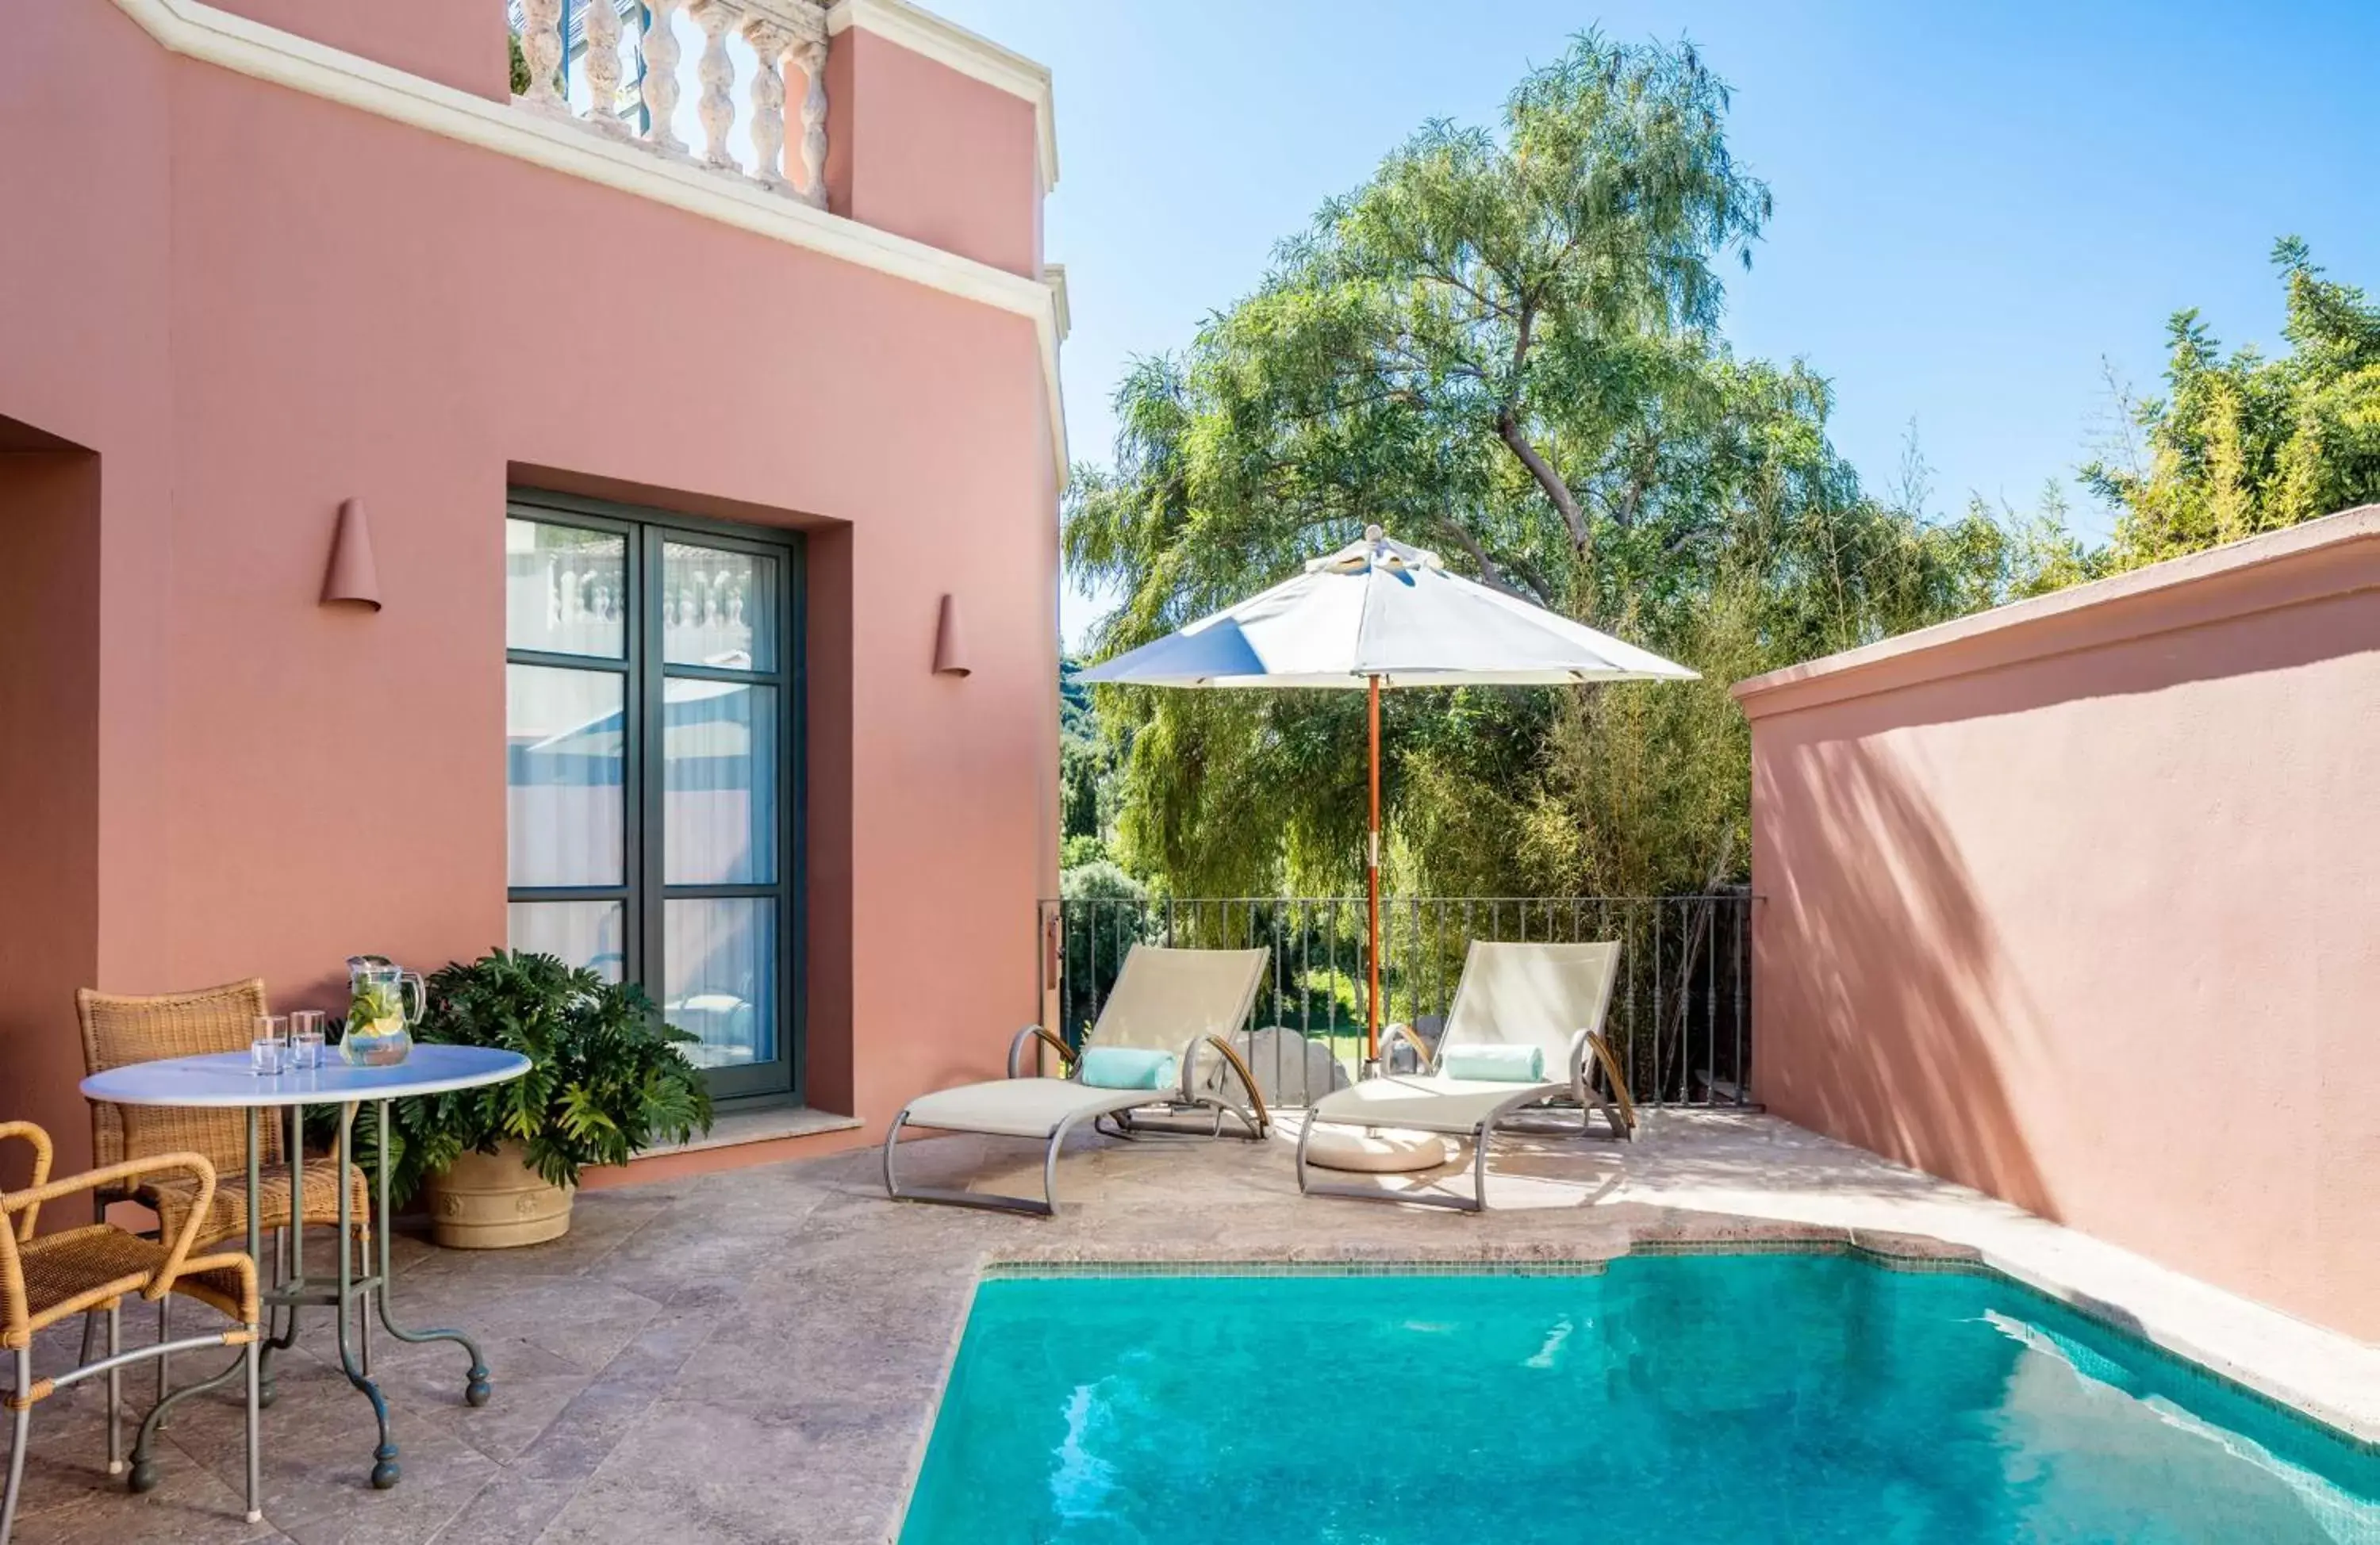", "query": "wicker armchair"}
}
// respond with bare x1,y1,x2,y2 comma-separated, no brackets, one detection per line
76,981,371,1250
2,1122,261,1542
